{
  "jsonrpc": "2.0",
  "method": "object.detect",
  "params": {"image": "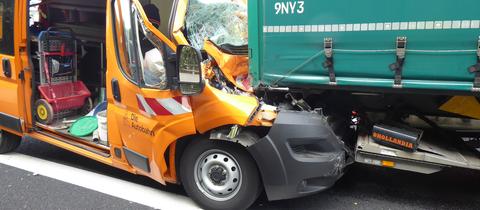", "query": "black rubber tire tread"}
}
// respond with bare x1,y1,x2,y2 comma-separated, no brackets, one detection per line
180,139,262,210
35,99,54,124
0,131,21,154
